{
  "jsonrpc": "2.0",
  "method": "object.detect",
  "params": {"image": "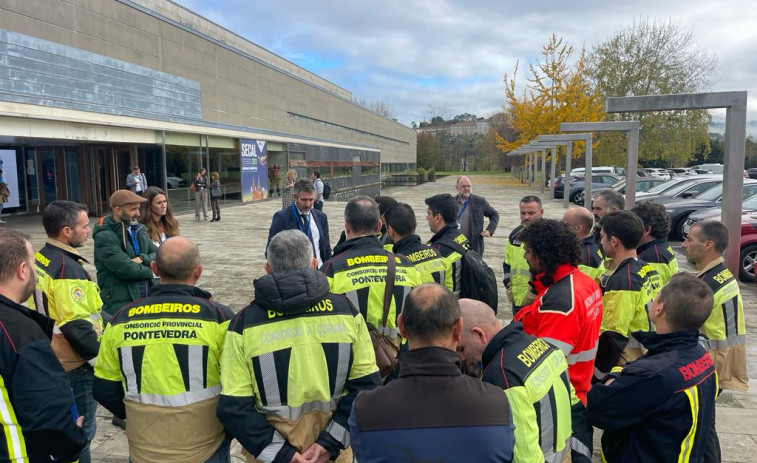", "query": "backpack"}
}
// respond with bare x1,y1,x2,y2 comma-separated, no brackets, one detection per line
321,181,331,200
439,239,499,313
